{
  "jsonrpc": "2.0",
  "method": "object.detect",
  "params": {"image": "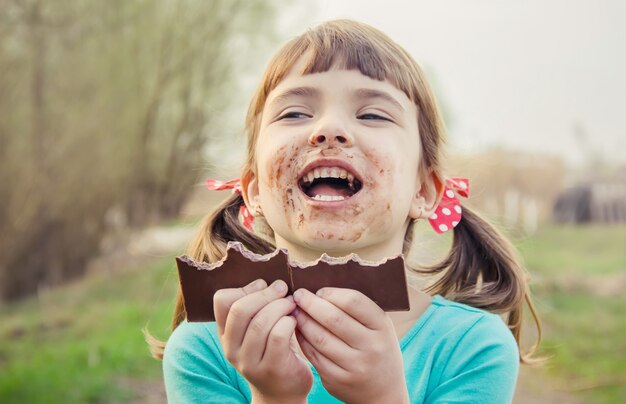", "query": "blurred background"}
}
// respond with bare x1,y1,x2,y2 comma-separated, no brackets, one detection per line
0,0,624,402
